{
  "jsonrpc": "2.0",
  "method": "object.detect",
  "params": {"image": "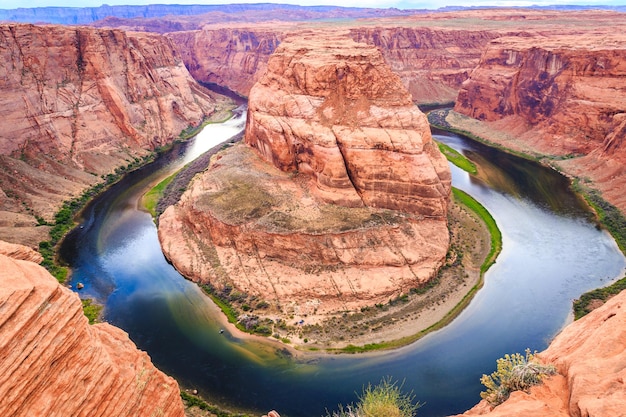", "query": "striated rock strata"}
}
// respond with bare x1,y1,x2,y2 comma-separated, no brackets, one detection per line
454,32,626,212
454,287,626,417
245,34,451,217
0,23,223,247
0,240,185,417
159,35,450,323
167,24,495,105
